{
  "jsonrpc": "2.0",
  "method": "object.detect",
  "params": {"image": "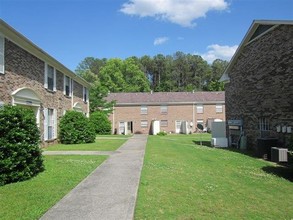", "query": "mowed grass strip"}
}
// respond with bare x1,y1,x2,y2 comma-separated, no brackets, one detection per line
135,134,293,220
0,155,107,220
44,136,129,151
